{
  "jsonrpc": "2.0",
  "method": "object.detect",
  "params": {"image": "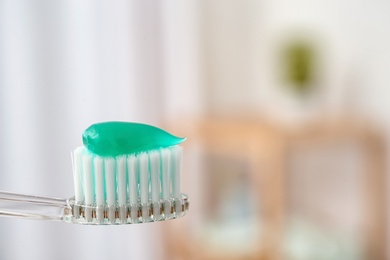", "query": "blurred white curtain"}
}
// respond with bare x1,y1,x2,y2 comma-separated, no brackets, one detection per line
0,0,199,259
